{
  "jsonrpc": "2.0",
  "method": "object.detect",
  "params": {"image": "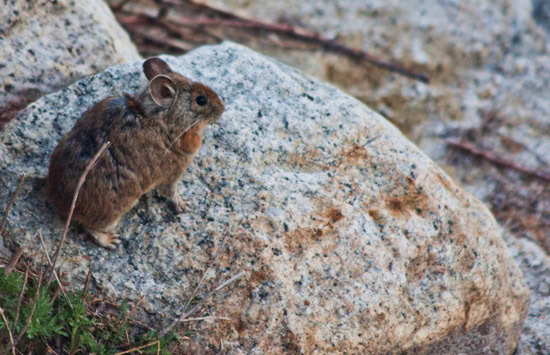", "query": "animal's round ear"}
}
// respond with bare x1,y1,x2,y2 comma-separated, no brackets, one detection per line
143,58,172,81
149,75,176,108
